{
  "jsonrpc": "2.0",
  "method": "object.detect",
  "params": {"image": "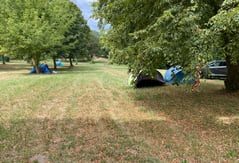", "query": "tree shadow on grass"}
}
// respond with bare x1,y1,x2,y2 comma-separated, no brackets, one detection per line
0,115,238,162
0,64,31,72
128,83,239,129
55,65,100,75
0,117,163,162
